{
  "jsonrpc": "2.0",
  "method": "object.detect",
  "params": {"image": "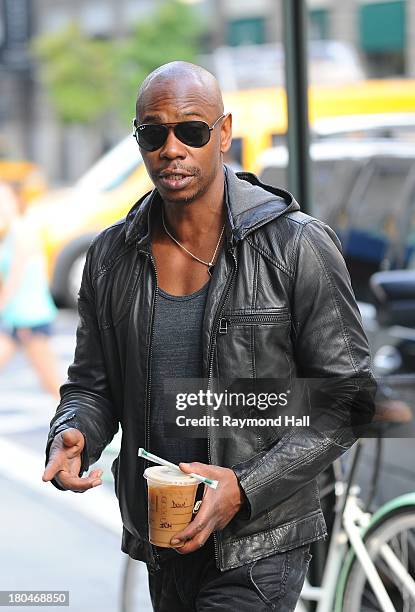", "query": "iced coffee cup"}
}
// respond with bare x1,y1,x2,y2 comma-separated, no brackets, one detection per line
144,466,199,547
